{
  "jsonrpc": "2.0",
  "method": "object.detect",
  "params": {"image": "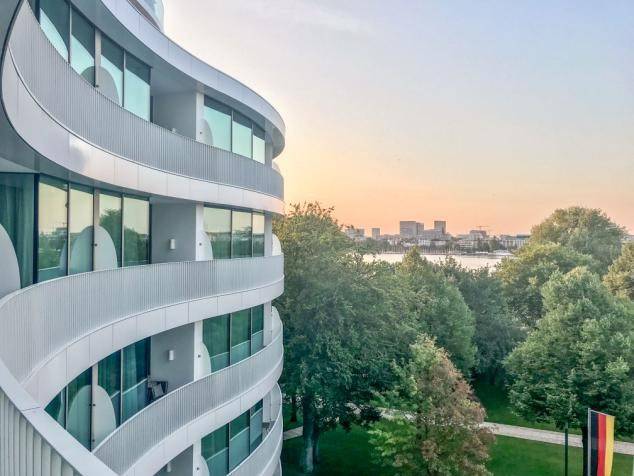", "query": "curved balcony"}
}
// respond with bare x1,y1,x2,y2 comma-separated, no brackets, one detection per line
3,5,284,212
93,315,283,474
229,385,283,476
129,0,164,30
0,255,283,403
